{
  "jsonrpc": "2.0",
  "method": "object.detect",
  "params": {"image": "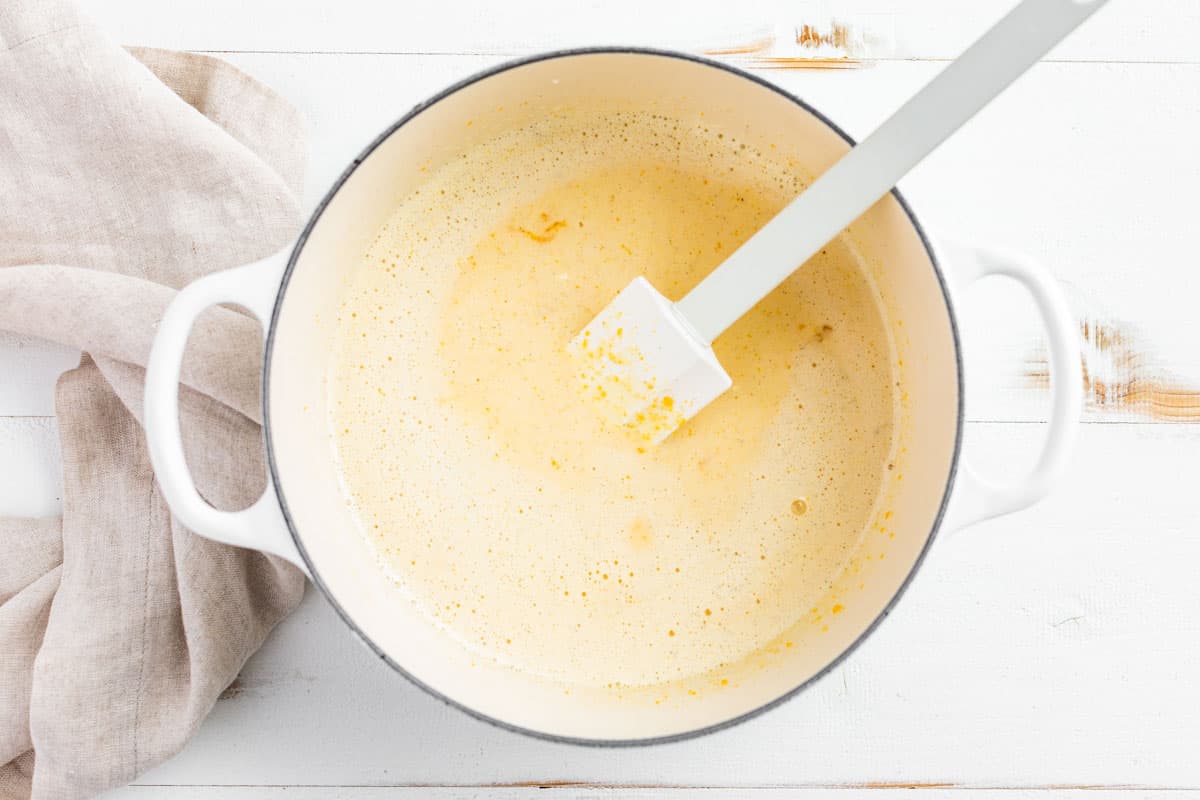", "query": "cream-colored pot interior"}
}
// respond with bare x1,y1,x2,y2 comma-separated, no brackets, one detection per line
266,51,961,742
